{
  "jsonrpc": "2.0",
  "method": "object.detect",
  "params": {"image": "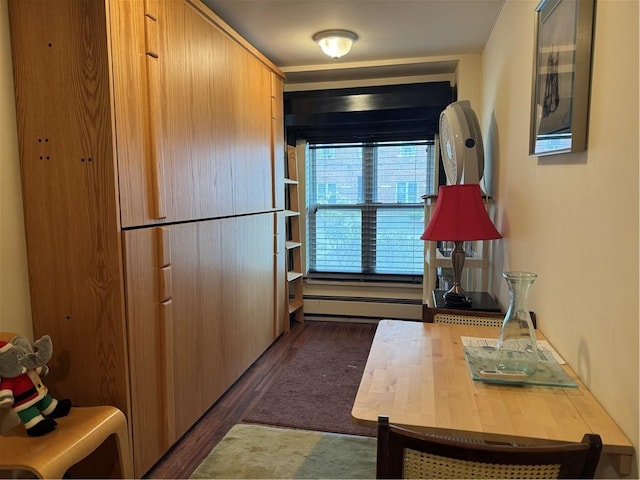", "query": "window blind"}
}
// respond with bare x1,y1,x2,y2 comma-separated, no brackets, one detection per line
307,141,436,280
